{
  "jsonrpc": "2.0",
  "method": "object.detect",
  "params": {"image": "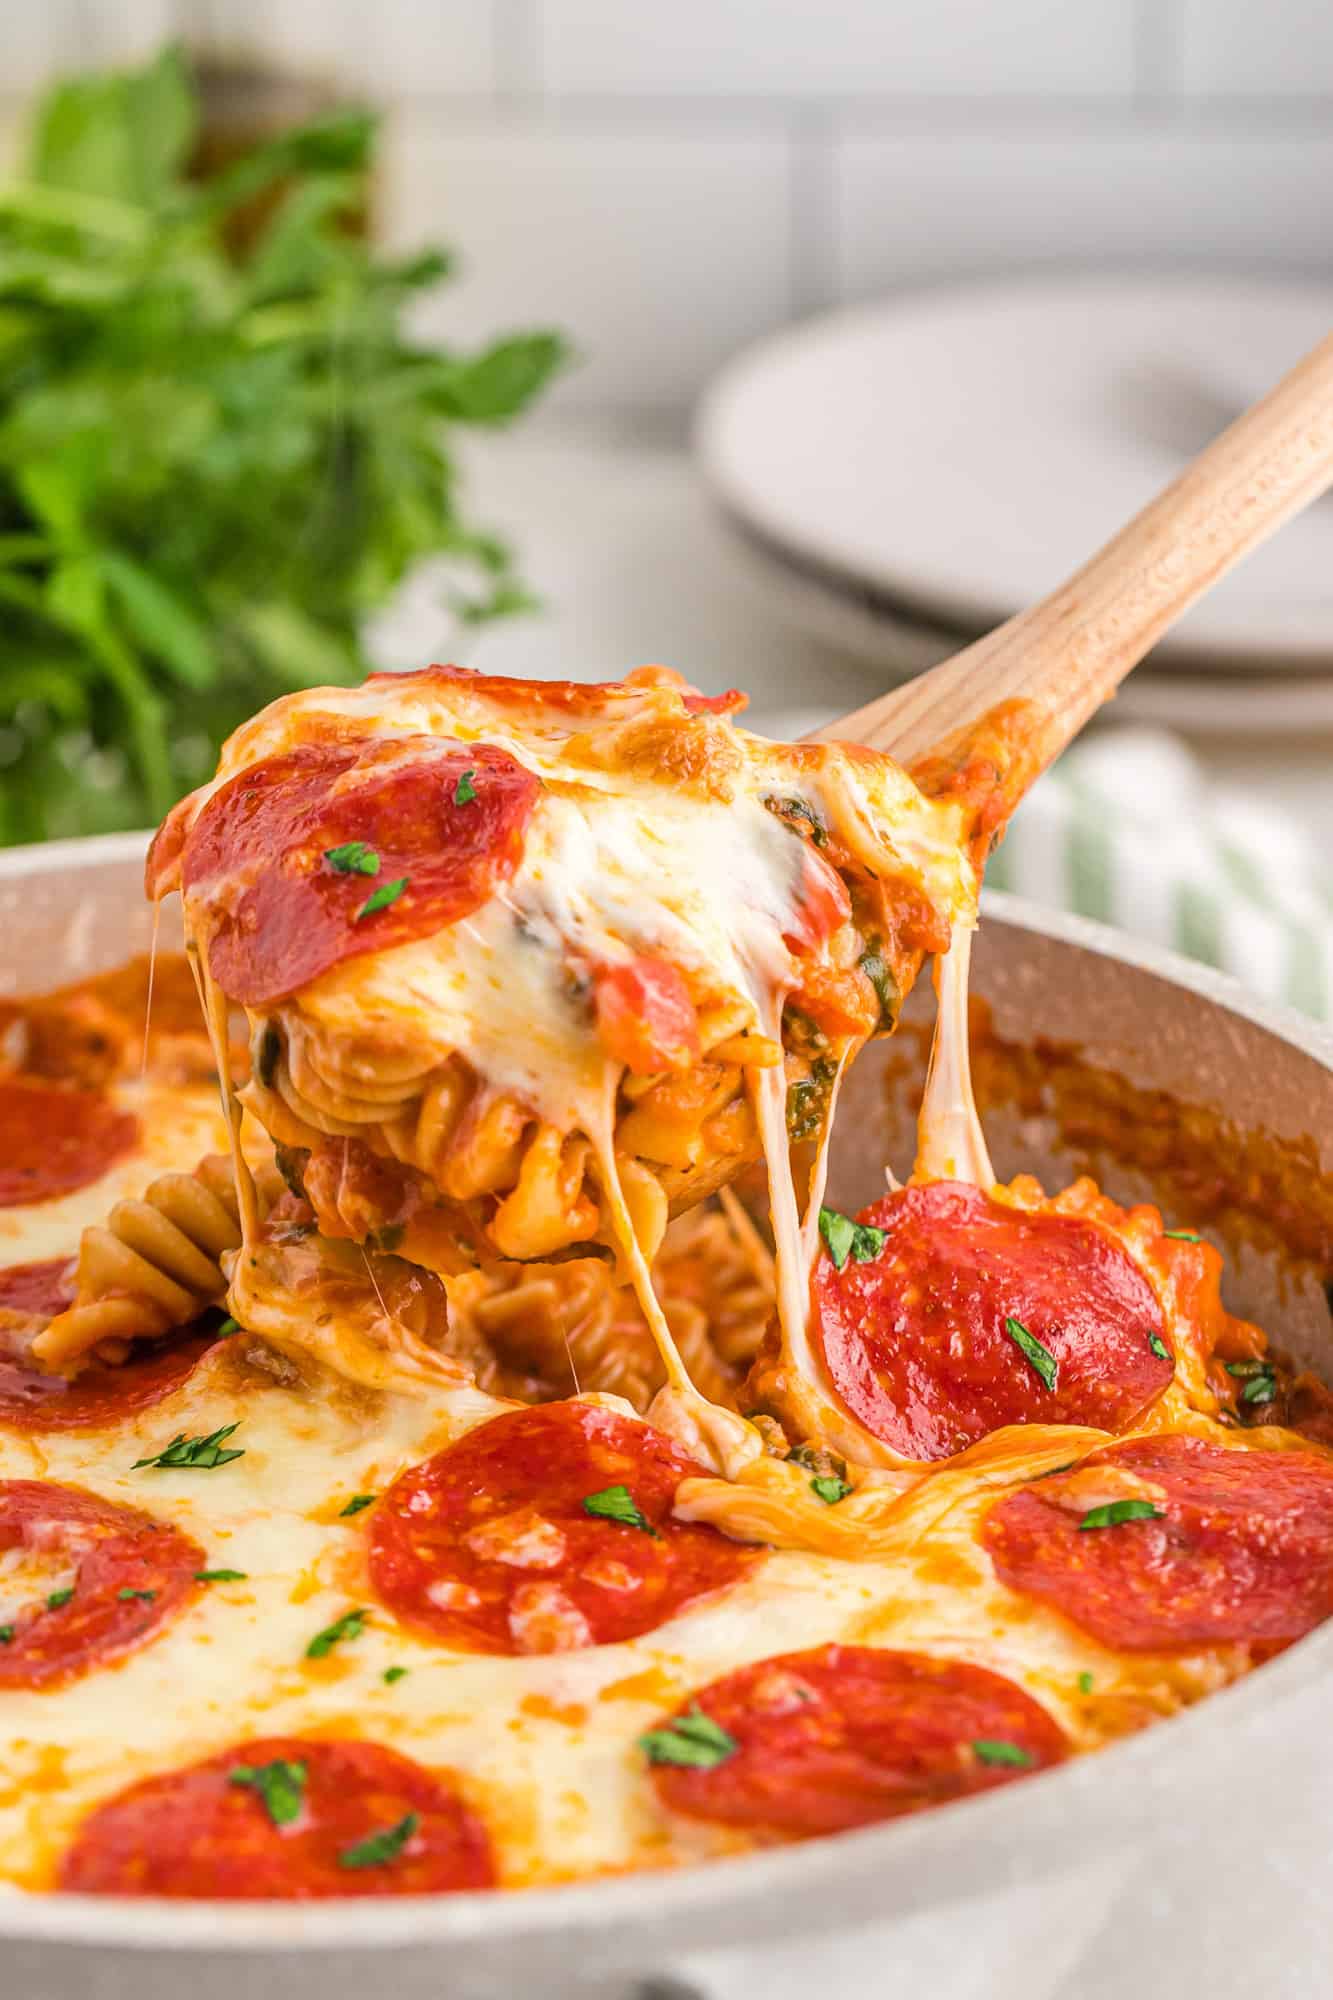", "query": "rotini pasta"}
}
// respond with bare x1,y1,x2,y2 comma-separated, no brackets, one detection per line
31,1156,244,1371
